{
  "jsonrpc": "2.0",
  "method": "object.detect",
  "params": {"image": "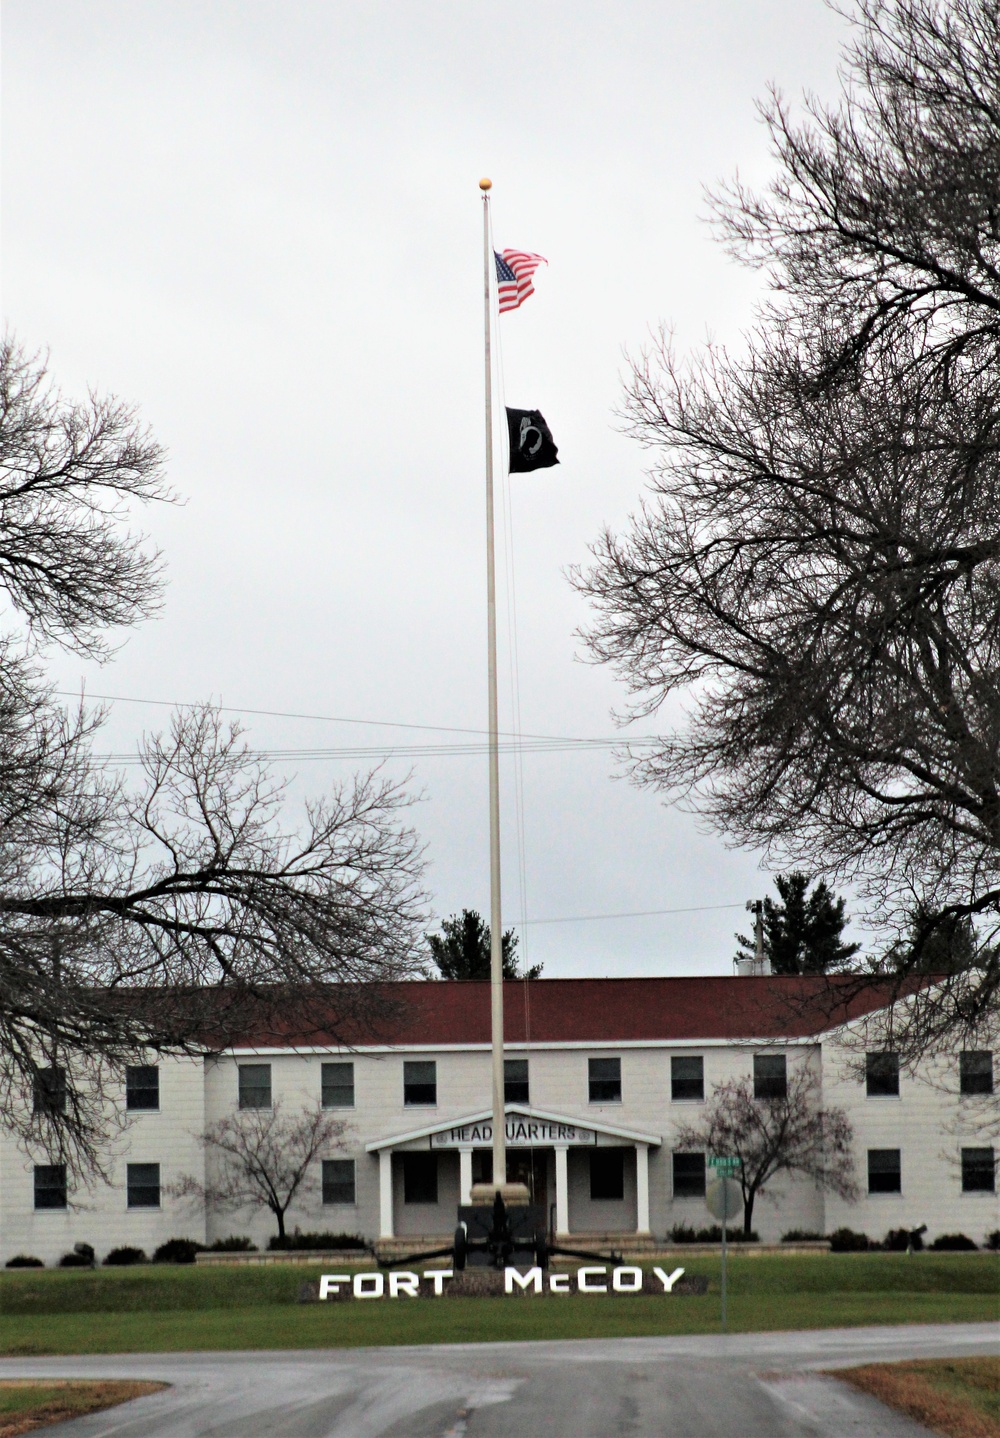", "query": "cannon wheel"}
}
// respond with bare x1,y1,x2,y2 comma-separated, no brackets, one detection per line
454,1224,468,1271
534,1233,549,1270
